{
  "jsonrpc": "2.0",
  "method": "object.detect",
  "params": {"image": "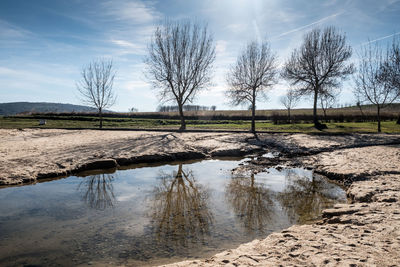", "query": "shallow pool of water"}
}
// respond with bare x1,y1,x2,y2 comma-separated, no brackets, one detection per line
0,159,346,266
